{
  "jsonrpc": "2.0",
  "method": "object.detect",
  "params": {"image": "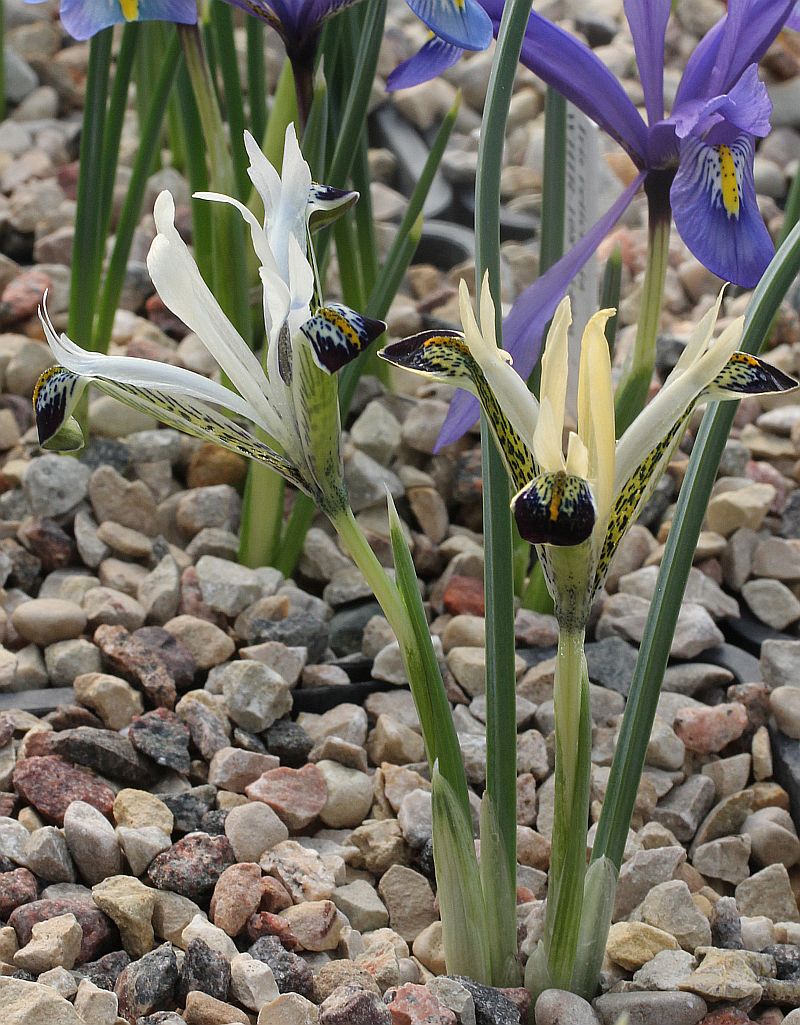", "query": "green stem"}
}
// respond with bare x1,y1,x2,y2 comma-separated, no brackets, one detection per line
211,1,249,198
92,34,181,355
68,28,113,433
474,0,532,989
246,19,267,143
530,620,592,994
614,176,671,435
